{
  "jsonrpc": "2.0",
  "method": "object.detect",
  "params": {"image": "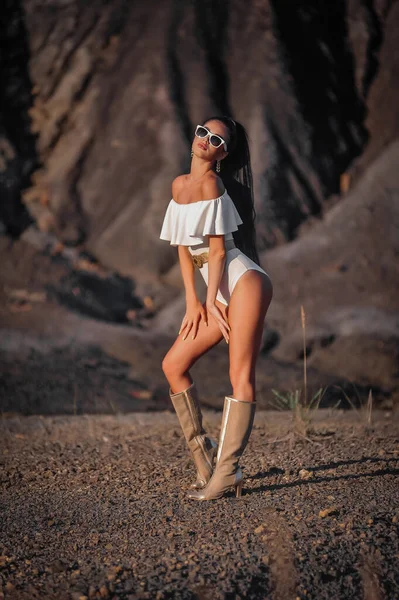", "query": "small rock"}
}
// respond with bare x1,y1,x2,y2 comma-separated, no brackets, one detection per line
88,585,97,598
254,524,265,535
319,506,339,518
99,585,109,598
299,469,313,480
